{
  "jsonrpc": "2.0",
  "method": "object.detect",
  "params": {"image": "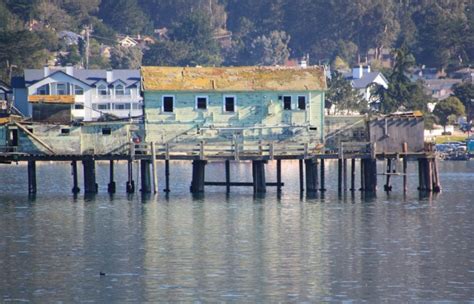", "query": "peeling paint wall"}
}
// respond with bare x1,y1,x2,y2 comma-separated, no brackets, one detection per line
144,91,324,143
